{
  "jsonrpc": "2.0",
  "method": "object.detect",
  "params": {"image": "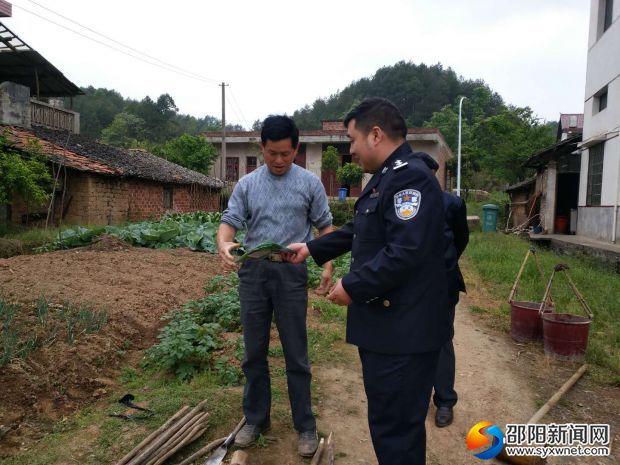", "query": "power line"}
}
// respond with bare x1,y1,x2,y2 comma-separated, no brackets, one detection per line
225,94,245,129
228,86,251,129
23,0,220,84
12,2,221,84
